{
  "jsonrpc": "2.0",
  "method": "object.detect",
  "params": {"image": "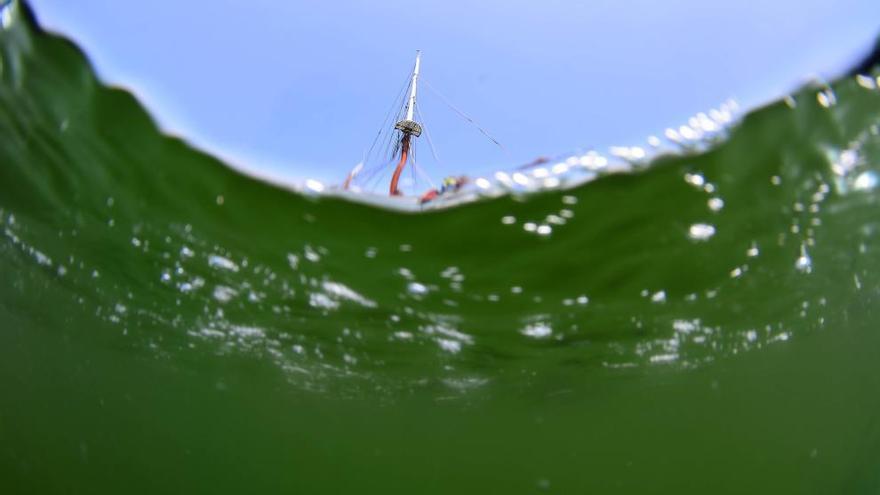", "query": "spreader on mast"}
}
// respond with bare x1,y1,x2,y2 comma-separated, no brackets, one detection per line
389,51,422,196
